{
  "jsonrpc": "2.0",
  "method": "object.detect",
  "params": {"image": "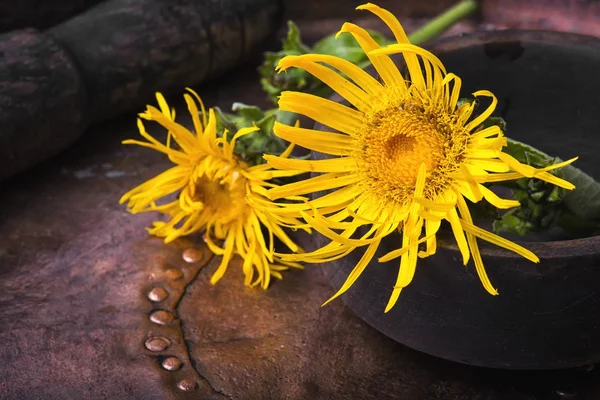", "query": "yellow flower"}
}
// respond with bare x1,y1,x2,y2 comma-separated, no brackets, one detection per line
120,89,304,289
260,3,577,311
